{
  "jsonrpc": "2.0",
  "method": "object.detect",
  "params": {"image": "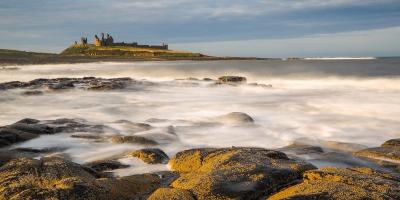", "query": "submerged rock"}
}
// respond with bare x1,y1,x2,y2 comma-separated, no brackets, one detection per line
217,76,247,84
84,160,129,172
22,90,44,96
148,188,195,200
126,148,169,164
268,167,400,200
354,138,400,172
168,147,316,200
216,112,255,125
111,135,158,145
